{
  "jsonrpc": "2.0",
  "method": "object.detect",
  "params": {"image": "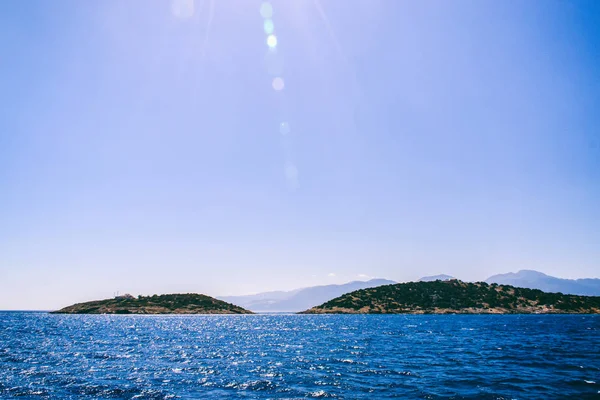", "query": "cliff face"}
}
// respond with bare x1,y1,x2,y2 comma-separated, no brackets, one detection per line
51,293,252,314
301,280,600,314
